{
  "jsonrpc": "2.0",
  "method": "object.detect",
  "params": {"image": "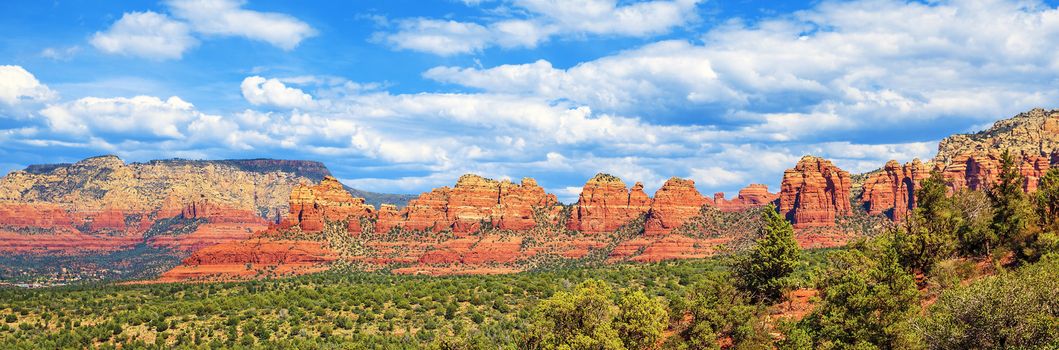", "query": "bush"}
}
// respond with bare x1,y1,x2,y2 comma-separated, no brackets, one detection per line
918,258,1059,348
